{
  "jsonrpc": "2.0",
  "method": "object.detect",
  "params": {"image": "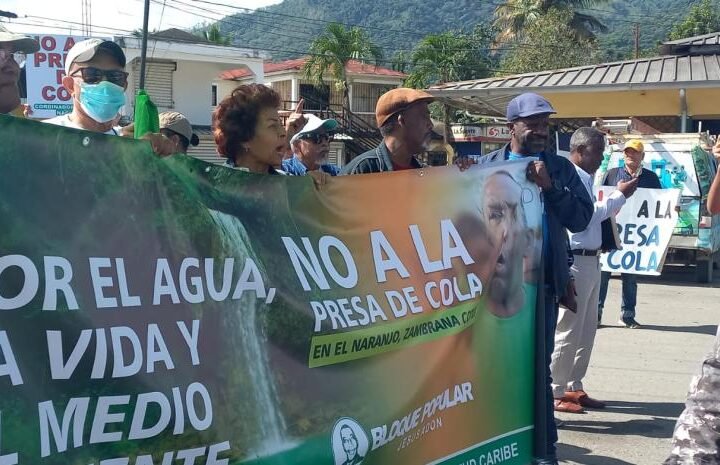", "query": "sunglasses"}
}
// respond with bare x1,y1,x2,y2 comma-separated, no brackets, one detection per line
71,67,129,87
298,132,333,144
0,50,26,67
